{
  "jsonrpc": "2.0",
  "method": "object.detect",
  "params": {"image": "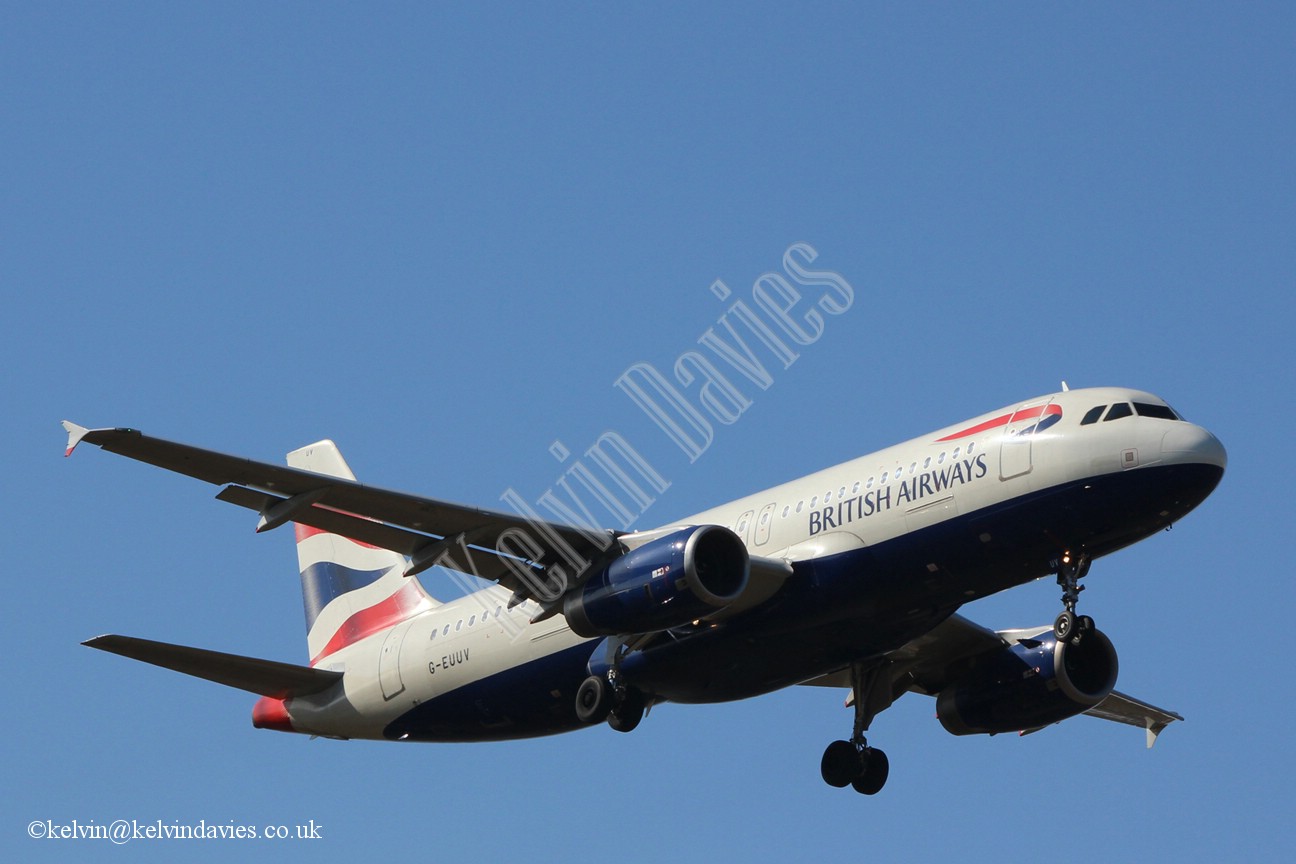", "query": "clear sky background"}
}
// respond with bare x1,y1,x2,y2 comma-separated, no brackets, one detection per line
4,3,1293,862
